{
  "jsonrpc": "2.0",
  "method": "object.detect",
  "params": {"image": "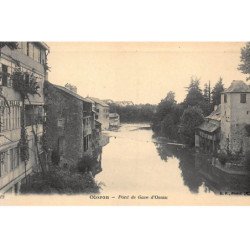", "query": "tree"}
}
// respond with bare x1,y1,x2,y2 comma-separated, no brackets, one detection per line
152,91,177,133
211,77,224,107
238,42,250,80
184,77,204,107
179,106,204,146
156,91,176,118
203,81,211,103
160,114,177,139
